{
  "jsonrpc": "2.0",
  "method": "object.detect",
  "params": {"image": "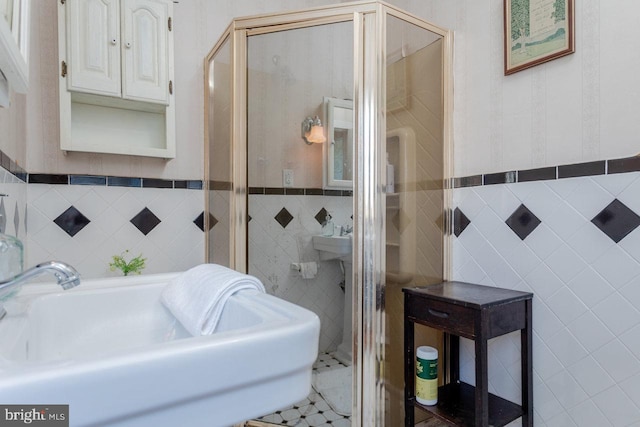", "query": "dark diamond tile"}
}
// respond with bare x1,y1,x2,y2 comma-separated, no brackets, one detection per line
506,204,541,240
130,207,161,236
54,206,90,237
194,212,204,231
391,209,412,234
275,207,294,228
13,202,19,236
592,199,640,243
193,212,217,232
315,208,329,225
453,207,470,237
